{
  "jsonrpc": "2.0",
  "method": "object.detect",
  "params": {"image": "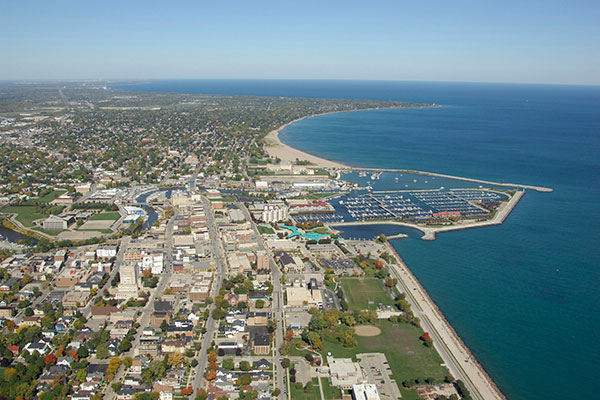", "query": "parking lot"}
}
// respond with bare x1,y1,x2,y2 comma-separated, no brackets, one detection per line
357,353,402,400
